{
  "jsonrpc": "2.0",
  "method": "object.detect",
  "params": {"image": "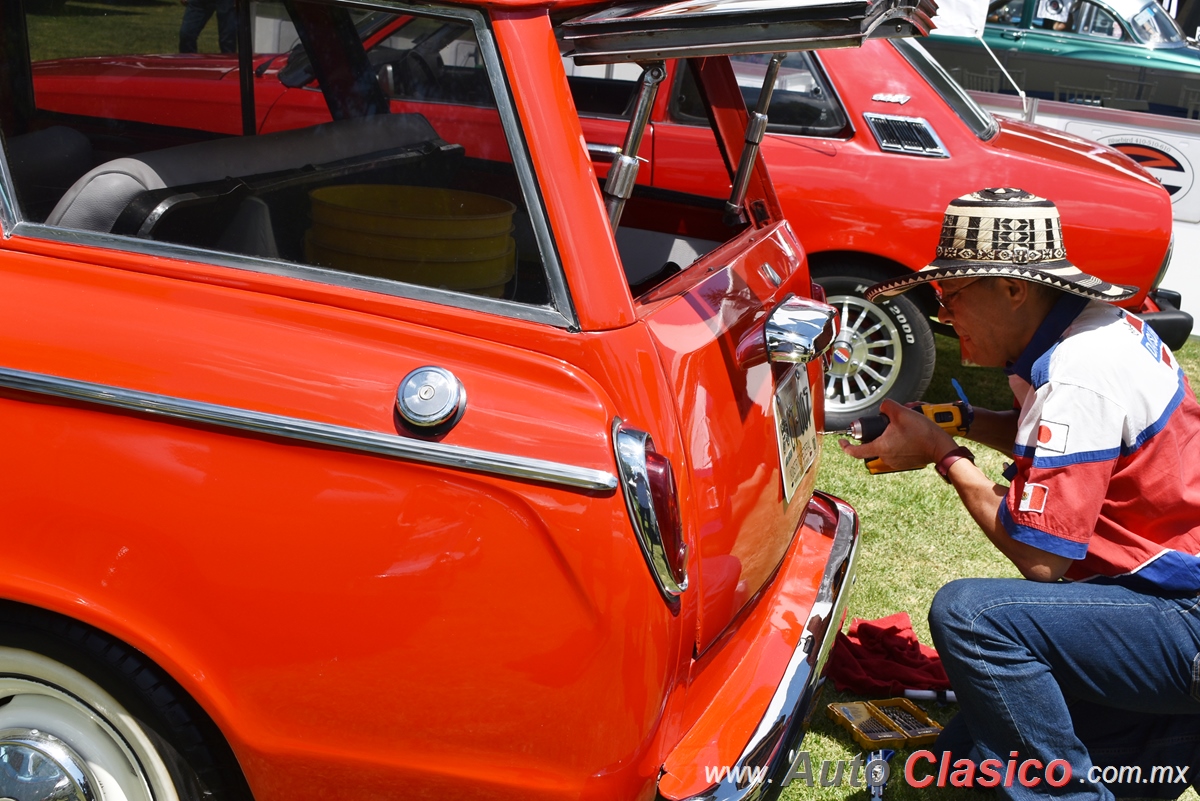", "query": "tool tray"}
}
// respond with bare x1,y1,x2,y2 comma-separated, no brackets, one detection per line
826,698,942,749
